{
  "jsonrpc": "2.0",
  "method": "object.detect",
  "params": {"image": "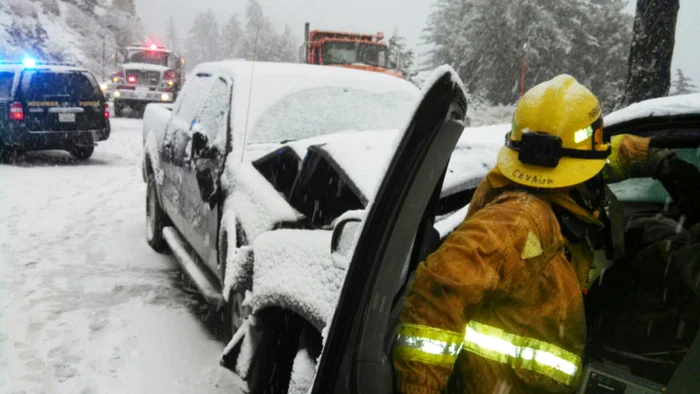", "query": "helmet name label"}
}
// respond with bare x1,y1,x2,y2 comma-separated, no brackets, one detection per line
512,170,554,186
588,105,601,120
